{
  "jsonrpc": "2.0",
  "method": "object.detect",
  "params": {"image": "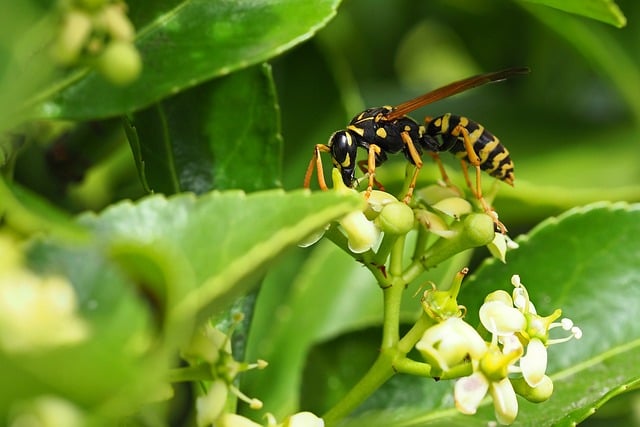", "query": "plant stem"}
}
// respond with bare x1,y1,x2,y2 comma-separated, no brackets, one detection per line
166,363,212,383
322,351,396,427
381,235,407,349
